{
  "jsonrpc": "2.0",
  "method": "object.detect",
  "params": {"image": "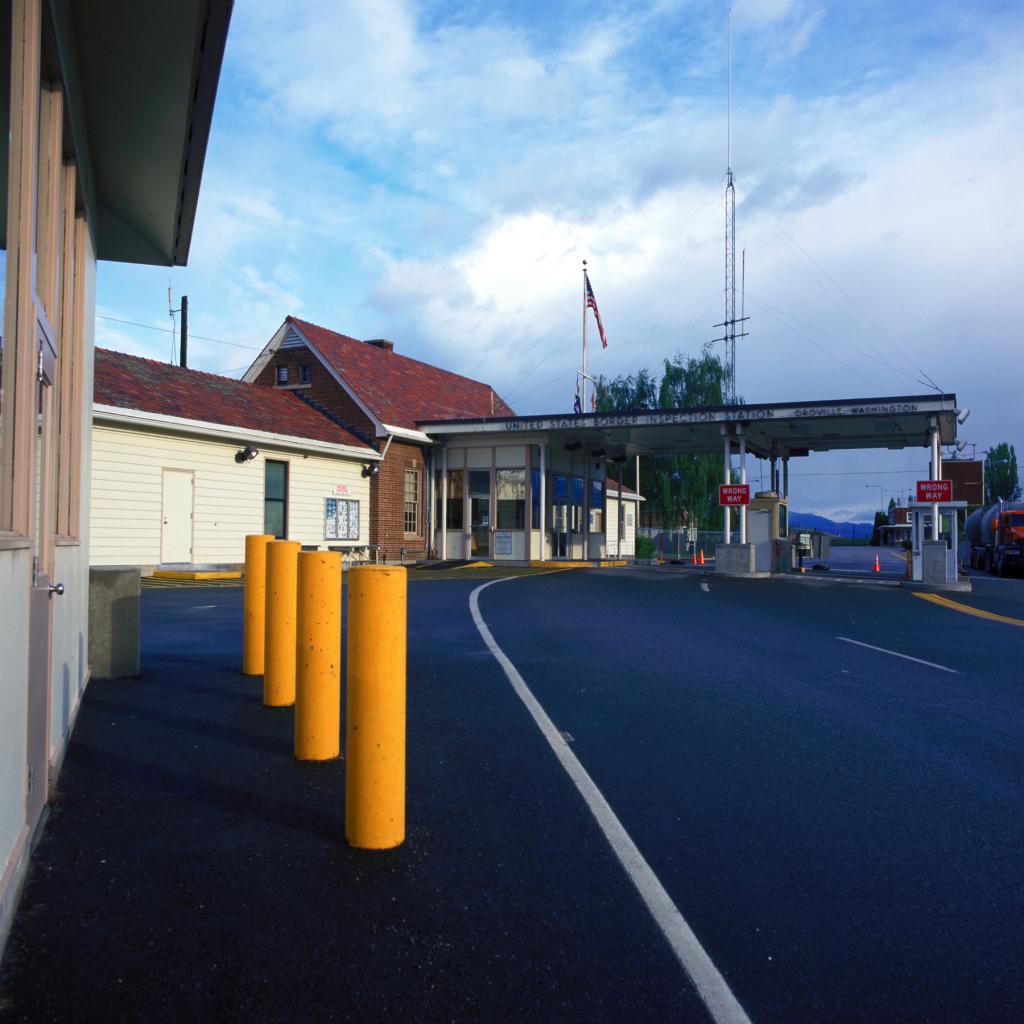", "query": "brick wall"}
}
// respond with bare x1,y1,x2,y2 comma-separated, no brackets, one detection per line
372,439,429,561
253,350,376,446
254,347,430,560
